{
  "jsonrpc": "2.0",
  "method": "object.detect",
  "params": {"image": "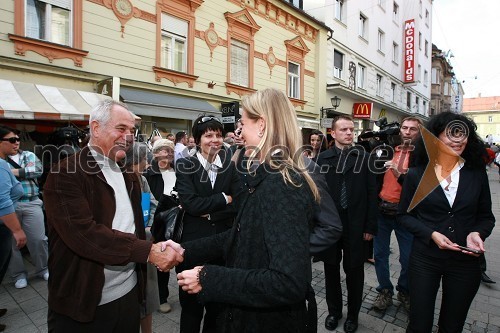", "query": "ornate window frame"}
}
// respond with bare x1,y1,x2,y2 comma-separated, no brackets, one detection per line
10,0,87,67
285,36,309,108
